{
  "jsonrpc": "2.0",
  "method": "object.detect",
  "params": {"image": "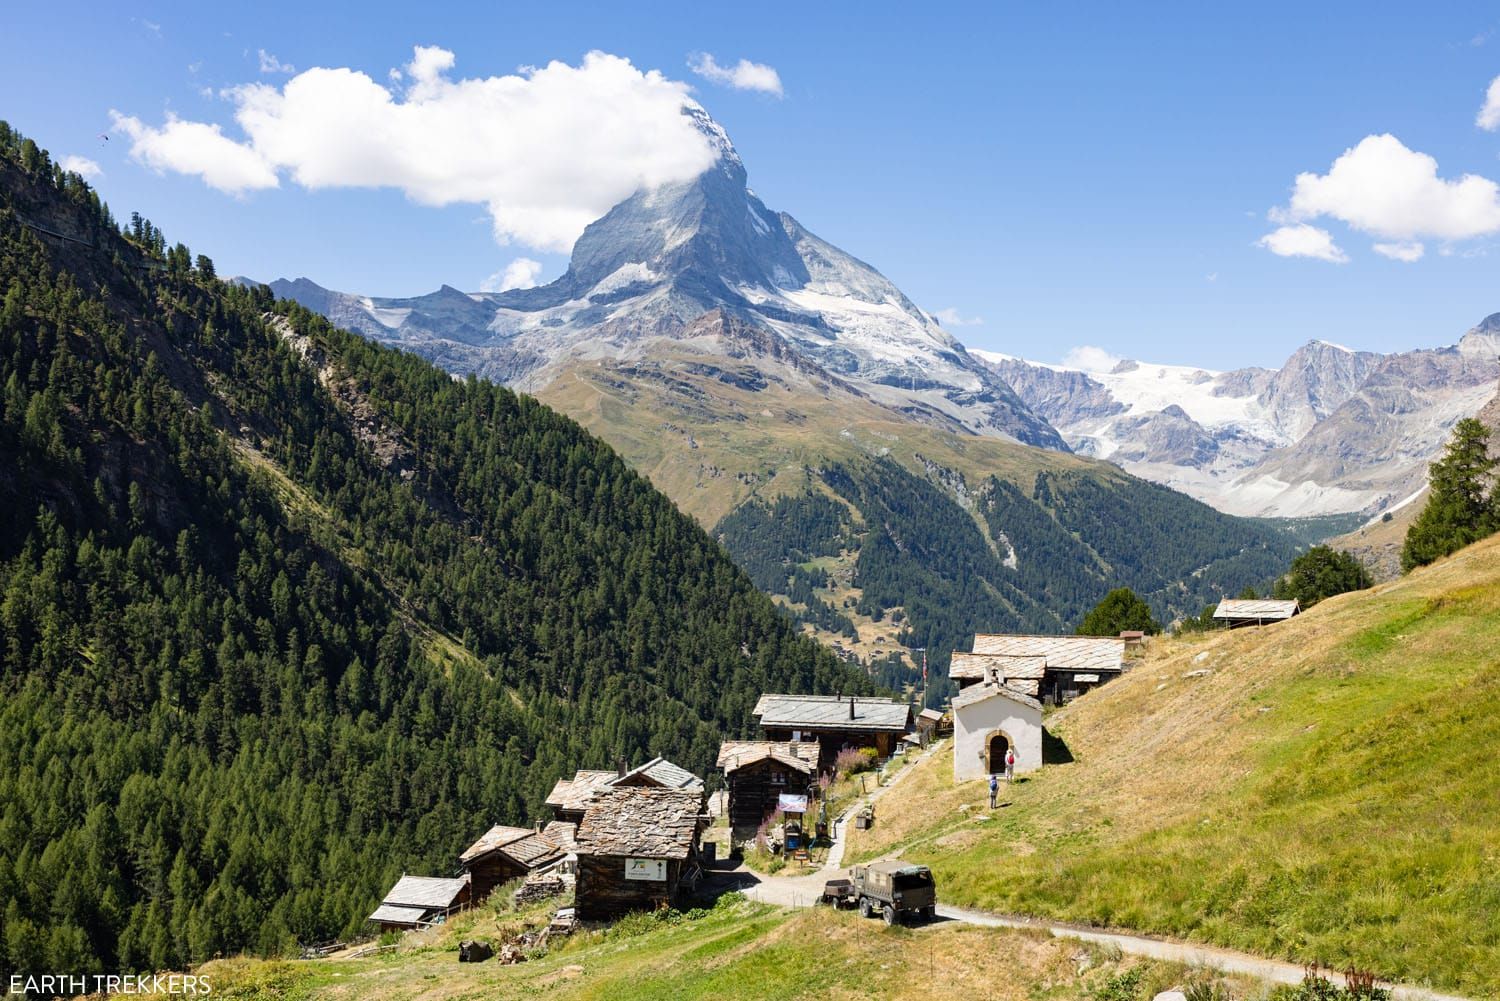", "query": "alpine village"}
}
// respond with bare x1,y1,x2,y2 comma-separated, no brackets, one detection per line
4,11,1500,1001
